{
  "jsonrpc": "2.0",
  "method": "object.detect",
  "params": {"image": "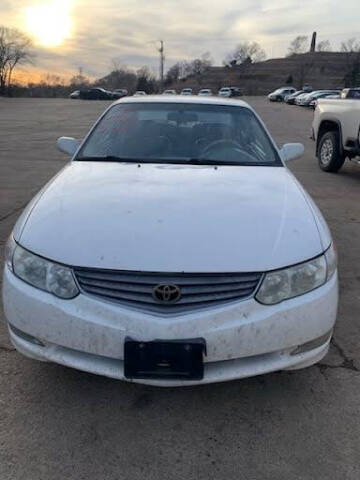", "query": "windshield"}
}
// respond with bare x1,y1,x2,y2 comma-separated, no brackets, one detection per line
76,102,281,166
309,91,335,99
